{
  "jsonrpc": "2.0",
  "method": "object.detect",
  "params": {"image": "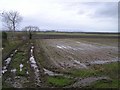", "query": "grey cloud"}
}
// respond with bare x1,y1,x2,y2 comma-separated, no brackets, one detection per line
0,0,117,32
93,3,118,18
65,2,117,18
